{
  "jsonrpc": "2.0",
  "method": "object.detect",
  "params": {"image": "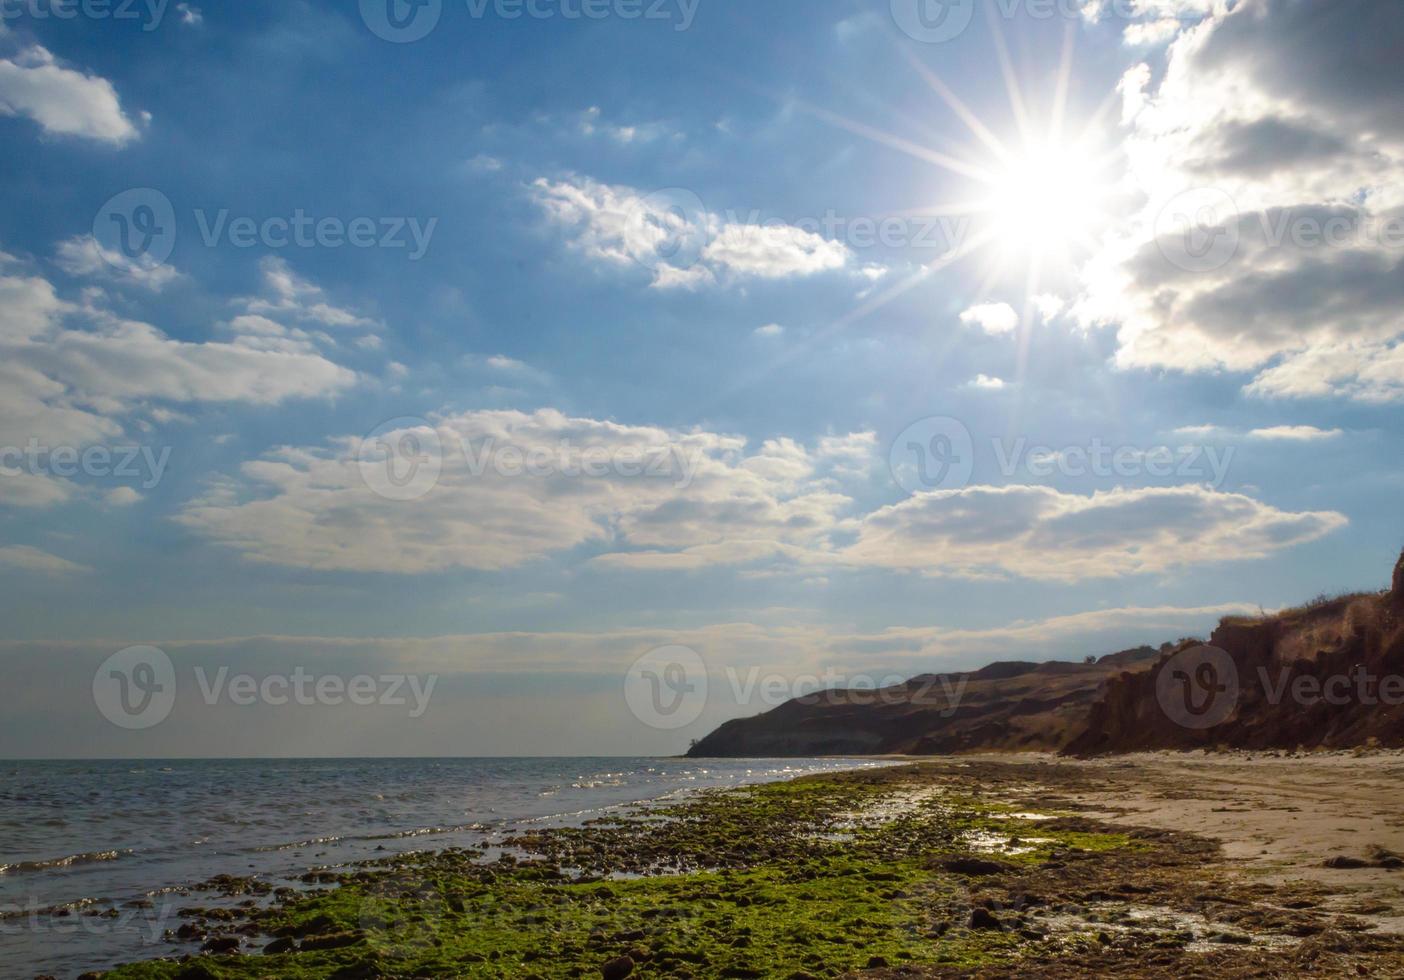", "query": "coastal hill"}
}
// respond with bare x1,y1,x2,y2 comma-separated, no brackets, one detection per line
686,645,1163,757
688,552,1404,758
